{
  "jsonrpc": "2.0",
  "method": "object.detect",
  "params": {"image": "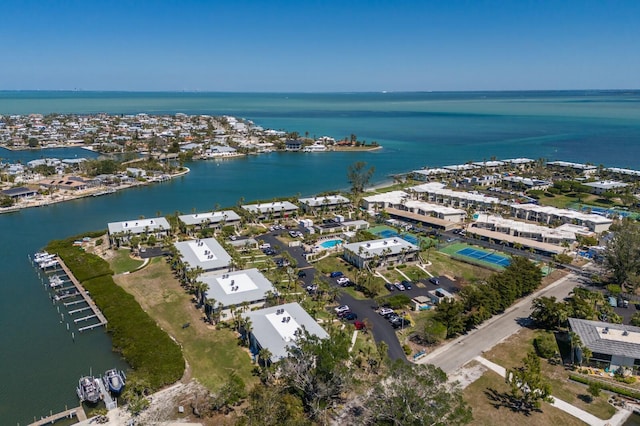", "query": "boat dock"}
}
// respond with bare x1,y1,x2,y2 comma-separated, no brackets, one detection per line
55,257,108,331
96,376,117,410
28,406,87,426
